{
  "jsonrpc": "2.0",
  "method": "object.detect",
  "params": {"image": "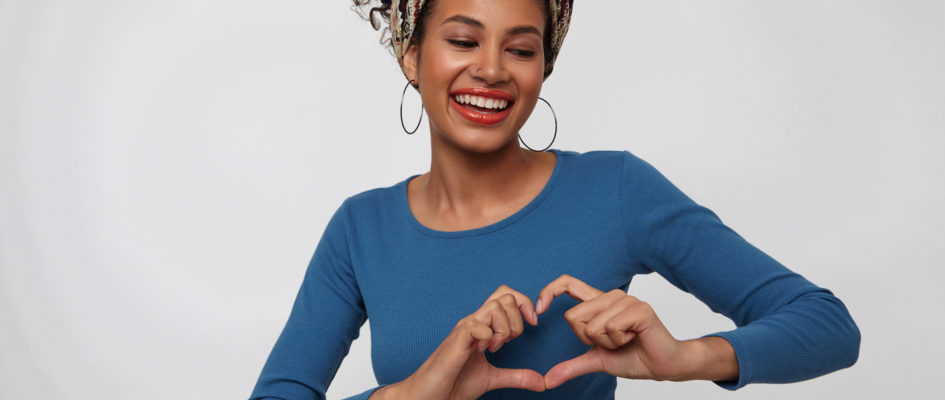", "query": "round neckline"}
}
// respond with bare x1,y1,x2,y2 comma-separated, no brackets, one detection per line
399,148,565,238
